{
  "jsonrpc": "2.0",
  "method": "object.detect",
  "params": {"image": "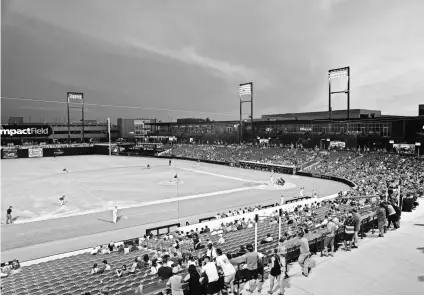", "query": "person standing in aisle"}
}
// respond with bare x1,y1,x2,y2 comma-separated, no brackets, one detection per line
297,231,311,277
